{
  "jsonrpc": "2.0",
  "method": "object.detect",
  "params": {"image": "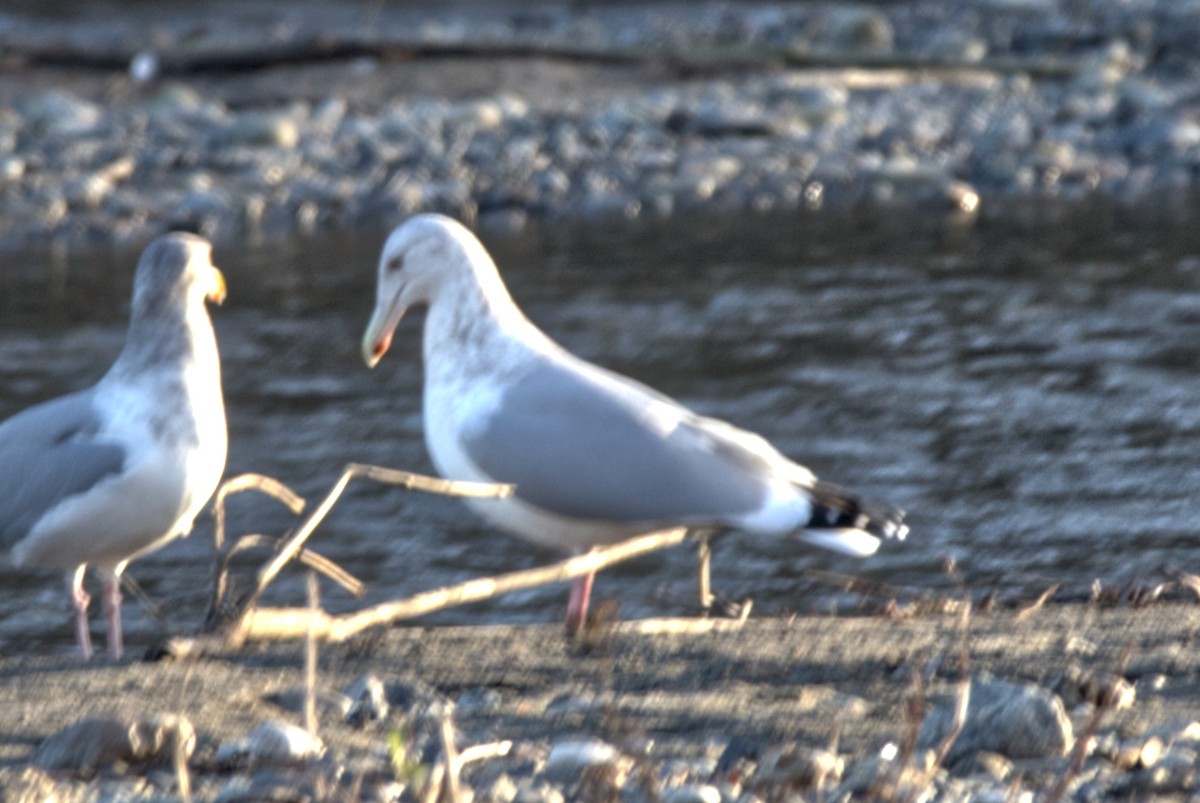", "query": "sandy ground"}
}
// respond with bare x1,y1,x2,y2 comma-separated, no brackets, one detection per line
1,603,1198,780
